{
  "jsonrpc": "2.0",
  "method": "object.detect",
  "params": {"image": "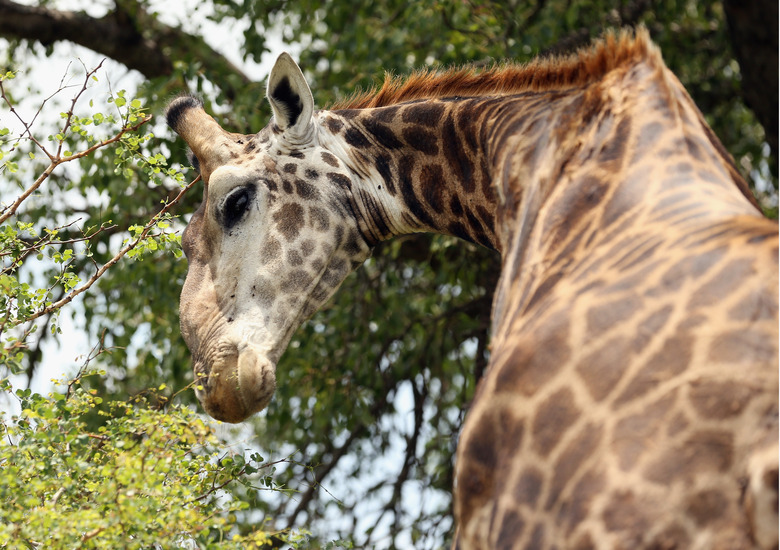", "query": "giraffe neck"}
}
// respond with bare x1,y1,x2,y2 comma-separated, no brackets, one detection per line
316,55,757,267
318,99,503,251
